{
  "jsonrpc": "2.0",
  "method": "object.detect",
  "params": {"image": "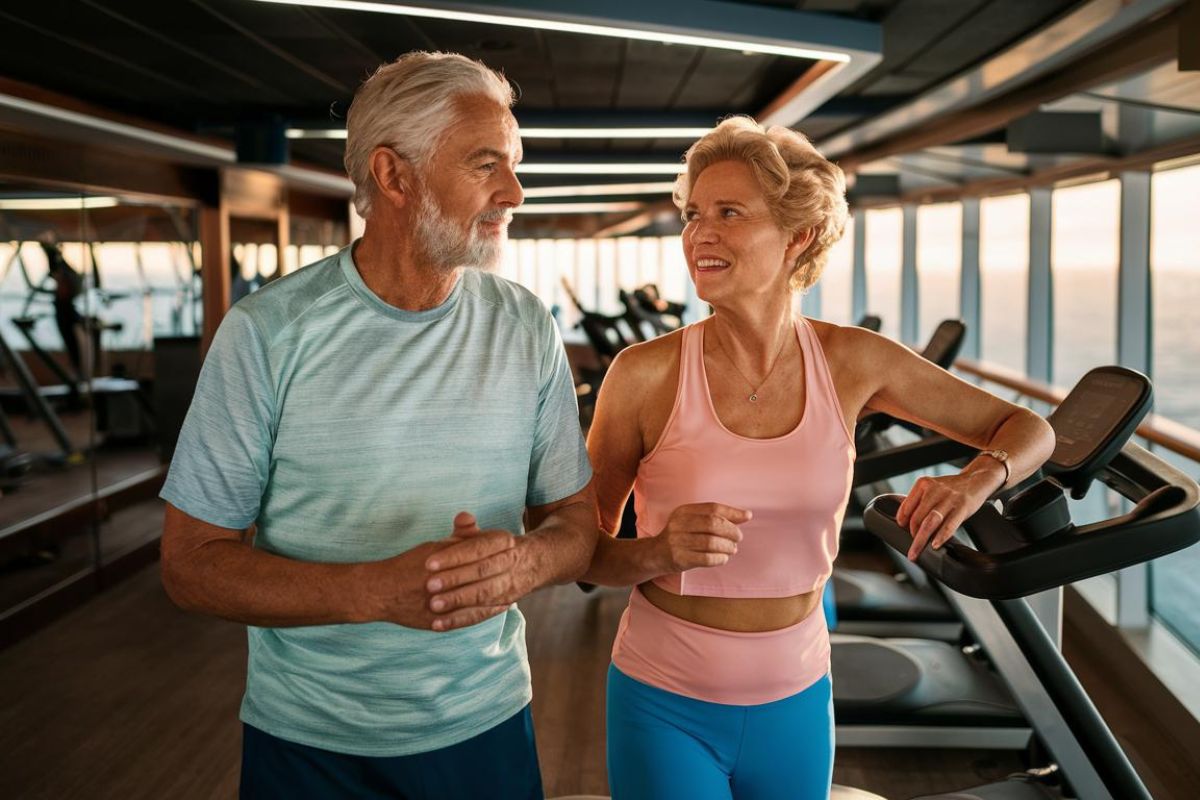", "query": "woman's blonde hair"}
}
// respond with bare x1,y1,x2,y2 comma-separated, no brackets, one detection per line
673,116,848,292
